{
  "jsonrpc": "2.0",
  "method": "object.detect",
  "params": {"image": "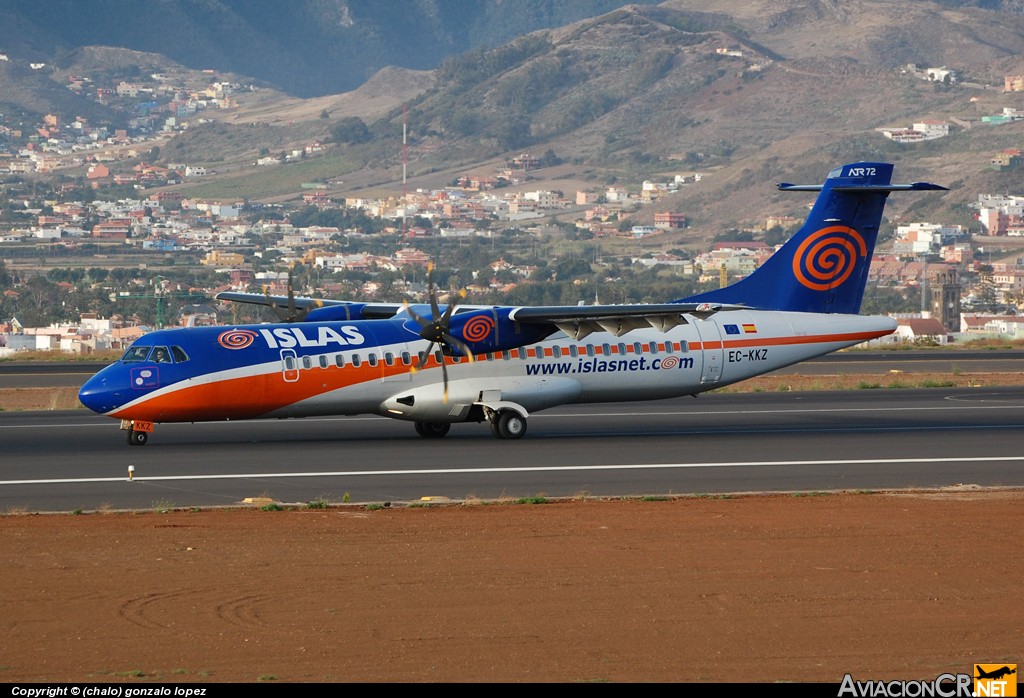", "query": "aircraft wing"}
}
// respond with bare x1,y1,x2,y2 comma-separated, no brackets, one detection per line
215,291,404,319
507,302,745,339
218,289,744,339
